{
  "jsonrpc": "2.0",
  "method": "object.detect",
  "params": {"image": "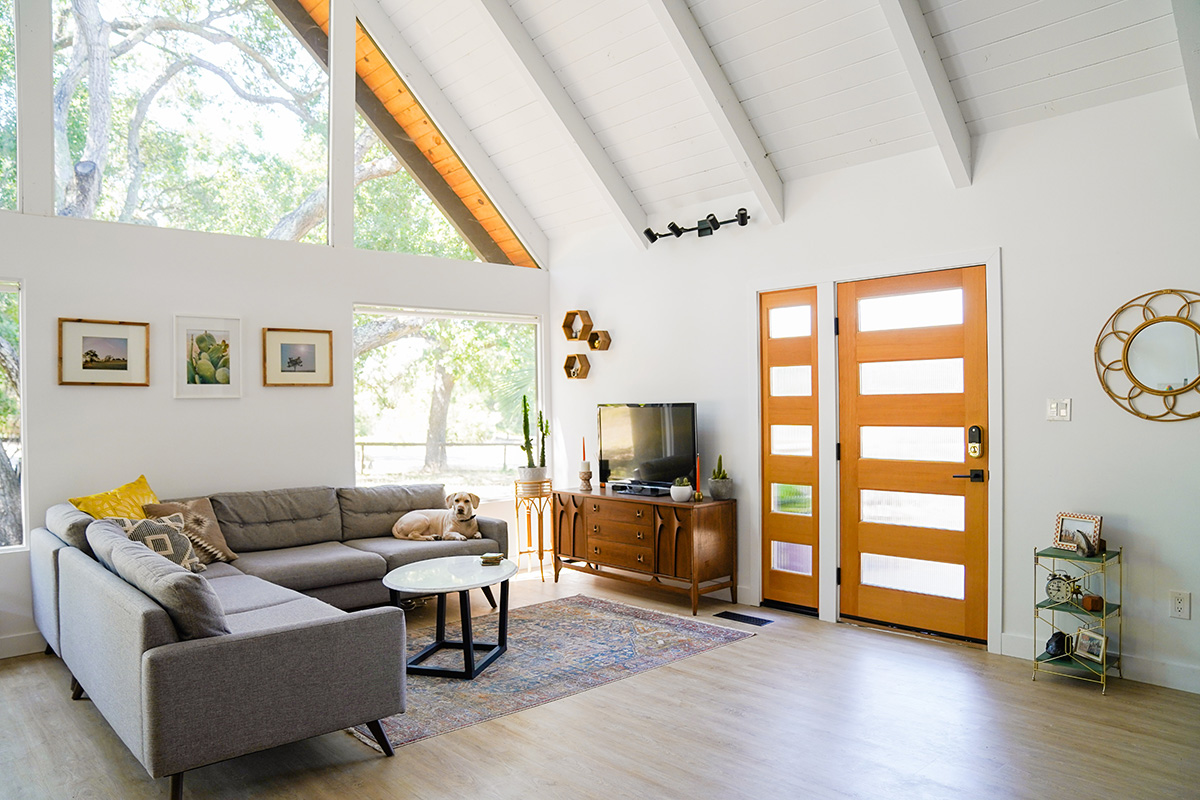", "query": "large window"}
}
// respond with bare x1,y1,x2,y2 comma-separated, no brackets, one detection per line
52,0,328,240
0,0,14,210
0,283,20,547
353,308,539,500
